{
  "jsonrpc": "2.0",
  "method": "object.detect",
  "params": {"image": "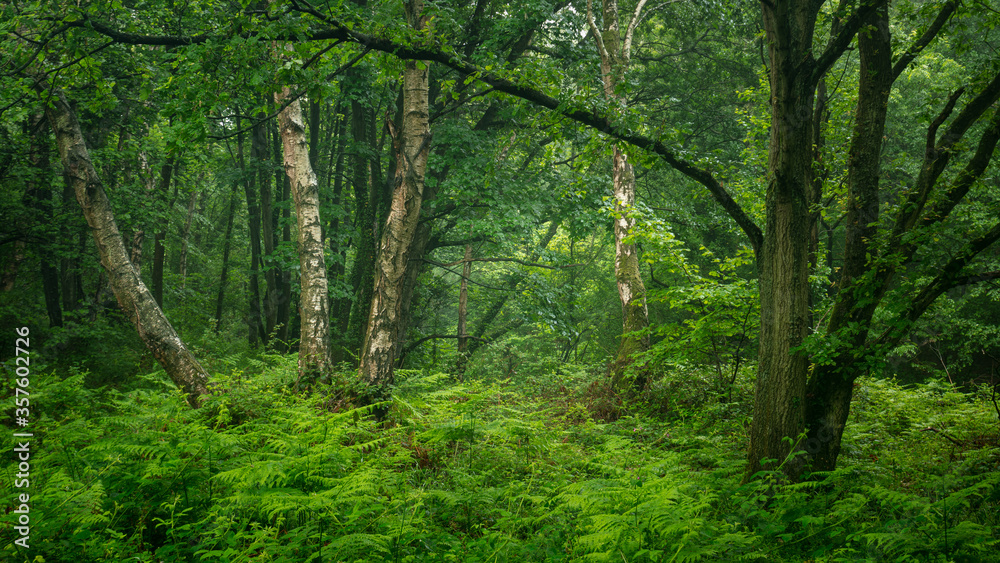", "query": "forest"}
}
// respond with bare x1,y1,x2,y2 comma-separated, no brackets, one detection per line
1,0,999,561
